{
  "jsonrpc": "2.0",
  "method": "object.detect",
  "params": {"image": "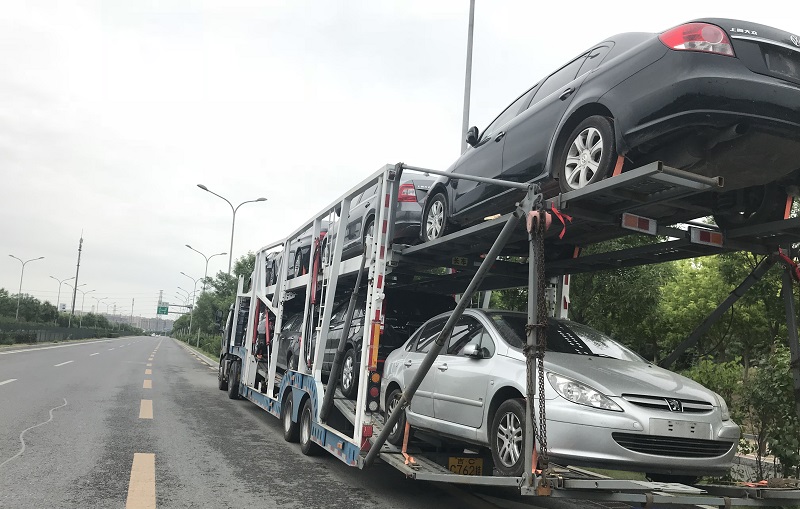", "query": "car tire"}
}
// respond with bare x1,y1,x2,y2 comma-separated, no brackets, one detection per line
218,360,228,391
490,398,526,477
299,398,322,456
646,473,698,485
227,362,240,400
557,115,618,193
362,218,375,254
422,193,450,242
386,388,411,446
340,348,358,400
292,251,303,278
282,393,300,443
713,183,789,229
